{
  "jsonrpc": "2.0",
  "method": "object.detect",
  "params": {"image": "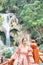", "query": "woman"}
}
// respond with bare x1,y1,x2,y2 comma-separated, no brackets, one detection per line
11,38,39,65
